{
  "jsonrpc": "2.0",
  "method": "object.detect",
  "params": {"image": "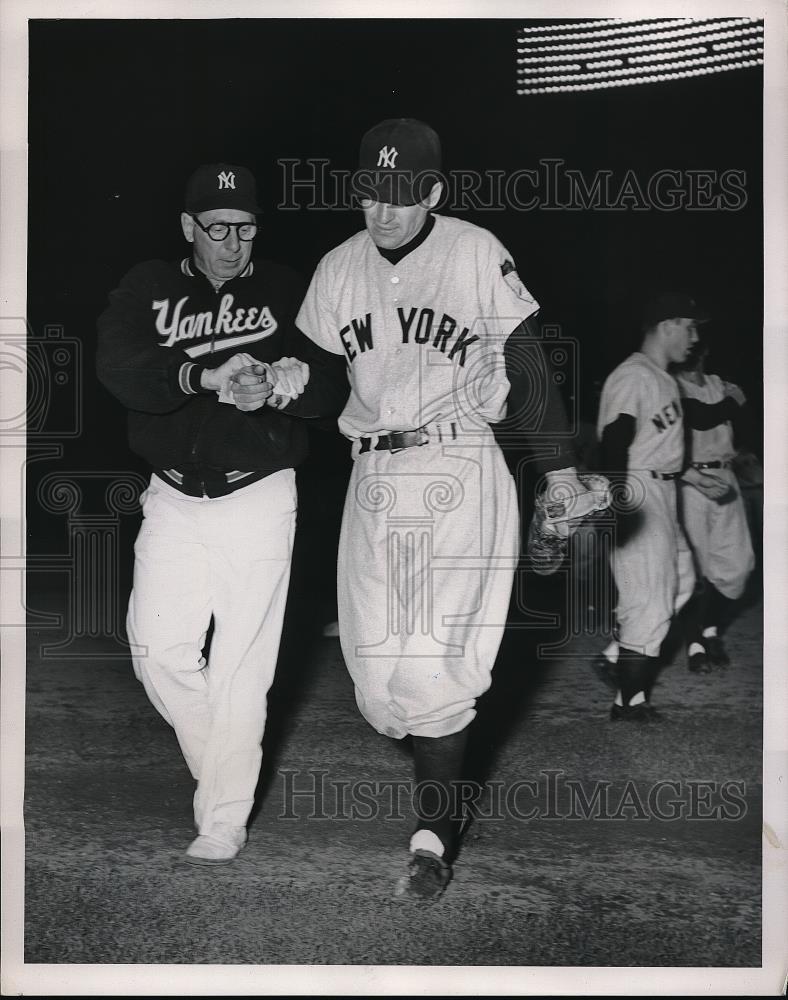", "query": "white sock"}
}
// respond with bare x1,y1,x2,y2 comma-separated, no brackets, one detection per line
603,640,620,663
409,829,445,858
627,690,646,707
688,642,706,656
702,626,718,639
